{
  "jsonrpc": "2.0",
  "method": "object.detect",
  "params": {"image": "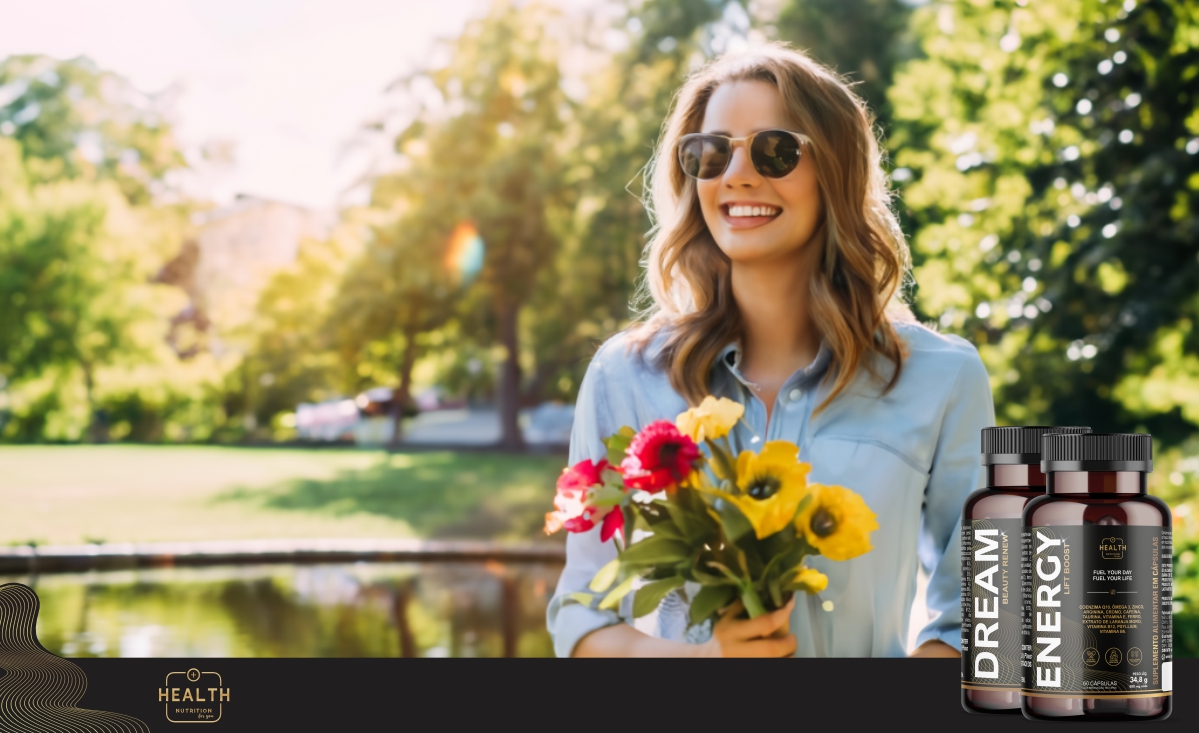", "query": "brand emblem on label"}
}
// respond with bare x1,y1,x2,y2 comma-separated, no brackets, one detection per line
1099,537,1126,559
